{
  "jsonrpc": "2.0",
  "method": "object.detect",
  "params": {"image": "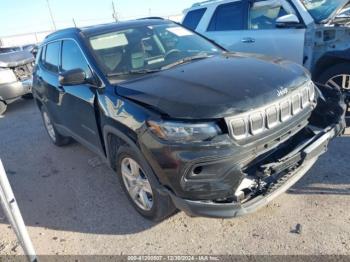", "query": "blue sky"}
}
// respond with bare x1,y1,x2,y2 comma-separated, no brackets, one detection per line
0,0,198,37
